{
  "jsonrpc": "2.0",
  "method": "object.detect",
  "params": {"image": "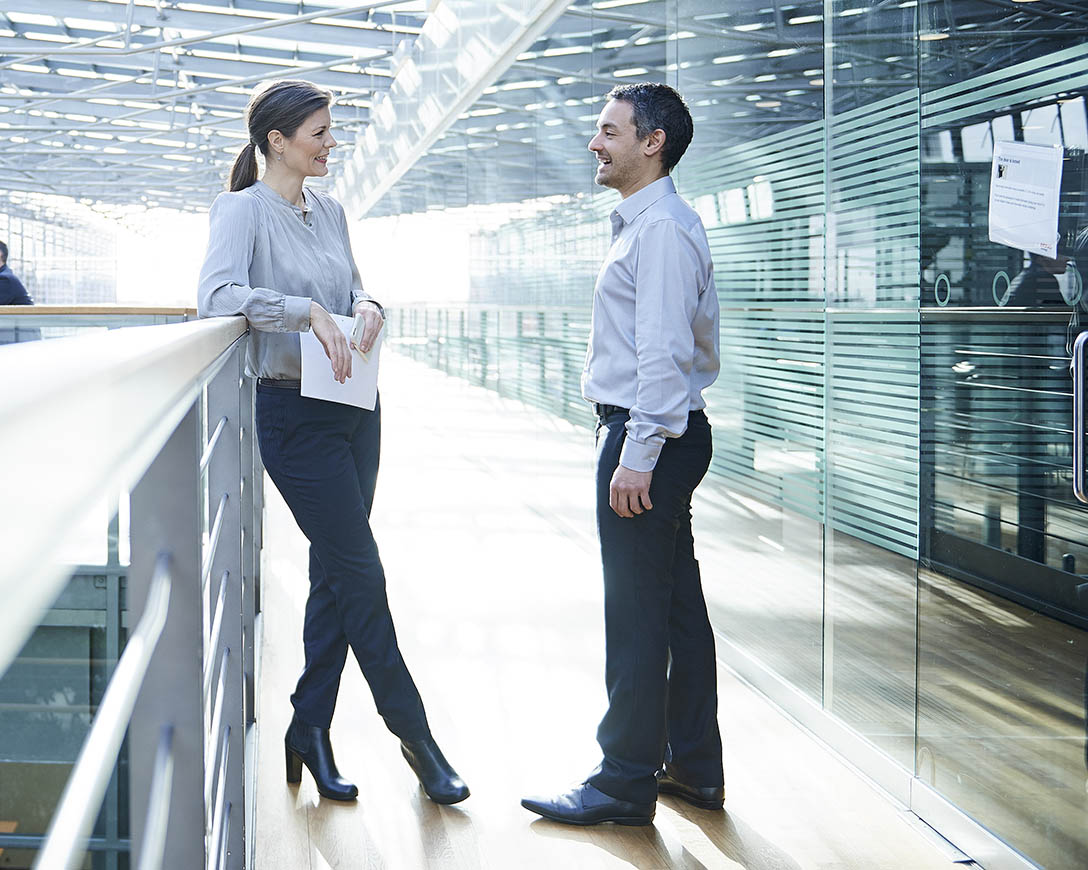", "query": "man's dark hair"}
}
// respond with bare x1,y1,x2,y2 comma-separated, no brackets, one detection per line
606,83,693,172
0,240,7,263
